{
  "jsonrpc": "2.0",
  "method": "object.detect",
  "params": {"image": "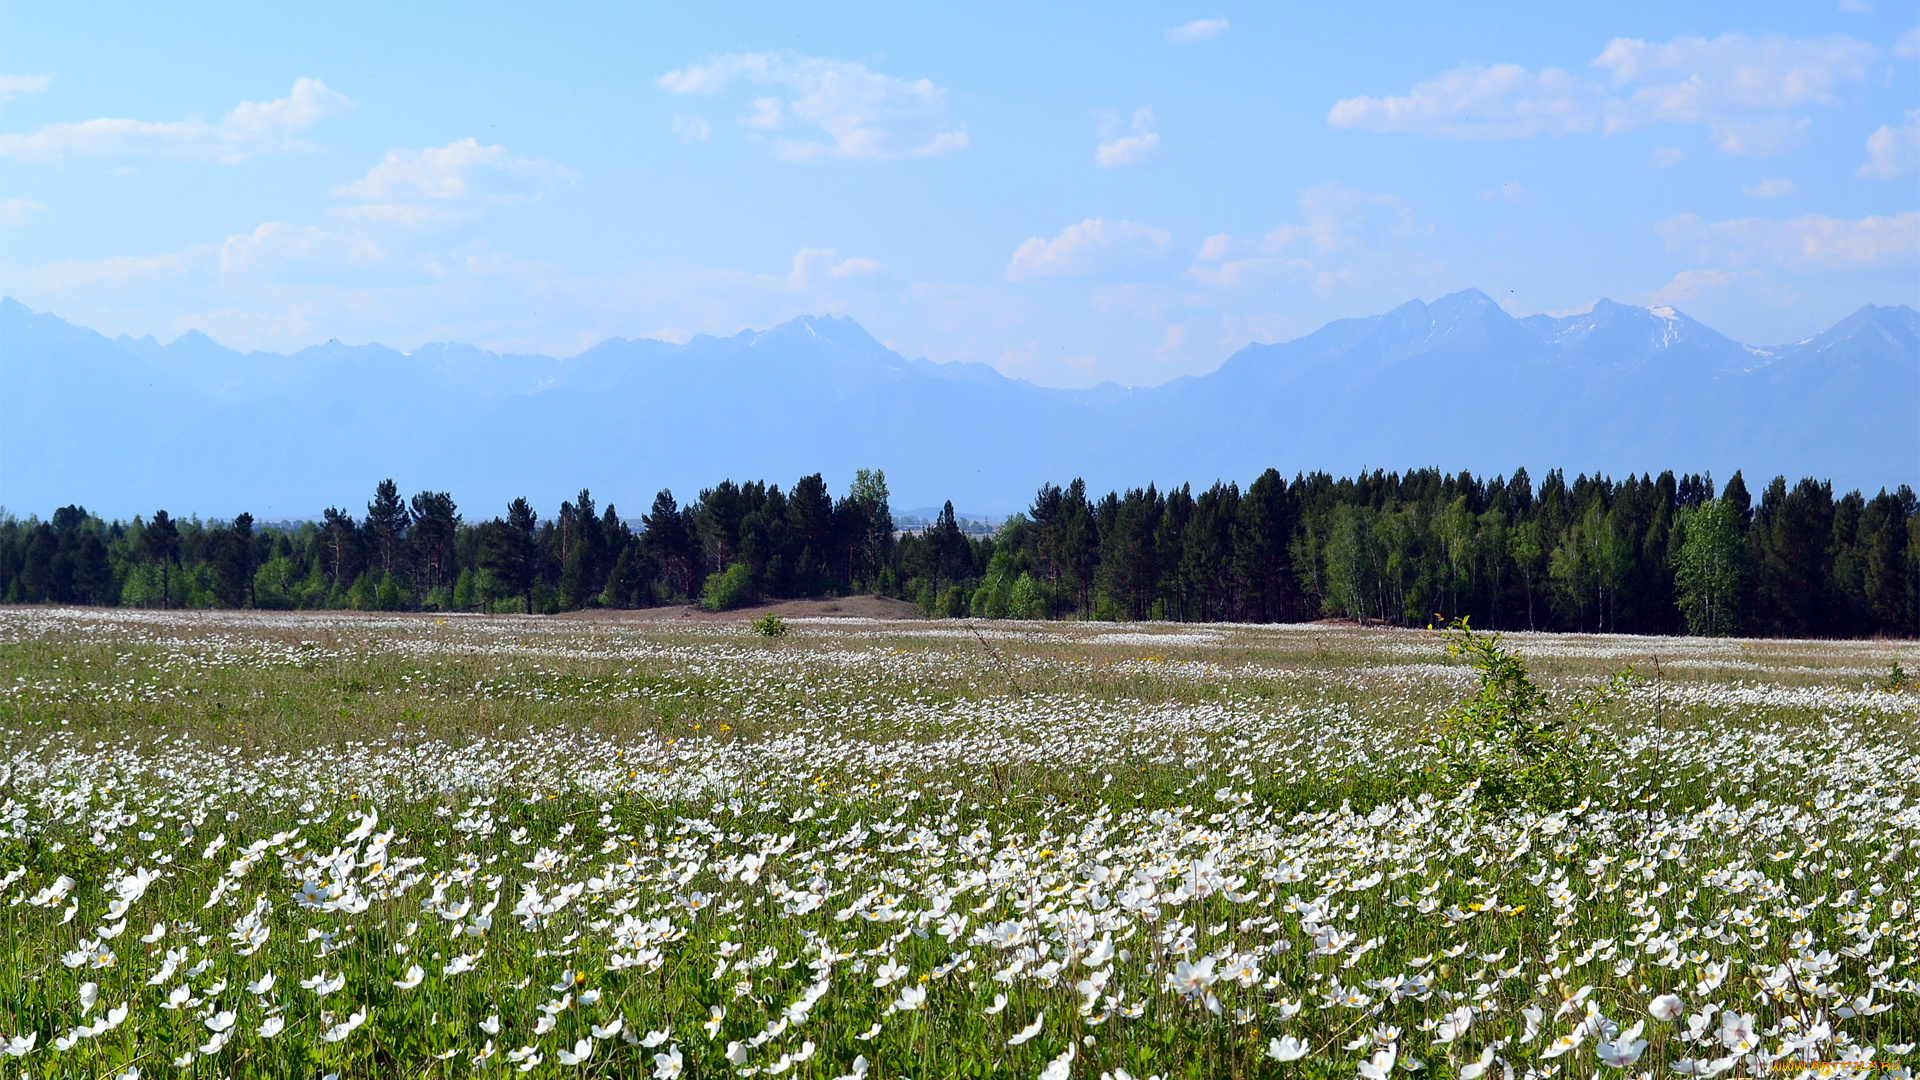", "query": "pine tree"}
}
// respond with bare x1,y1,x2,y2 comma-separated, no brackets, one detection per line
365,479,411,578
144,510,180,609
484,497,540,614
